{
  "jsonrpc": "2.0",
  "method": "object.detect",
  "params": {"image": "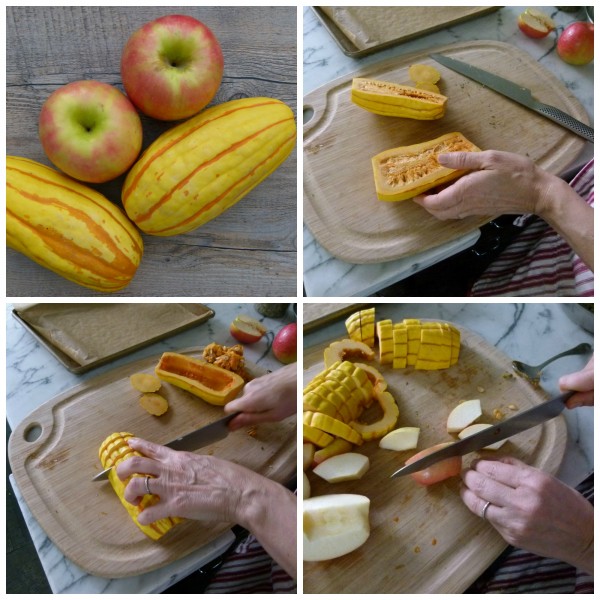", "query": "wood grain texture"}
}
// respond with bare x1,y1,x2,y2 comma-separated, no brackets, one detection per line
6,6,297,296
8,348,296,579
303,323,567,594
303,41,589,264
